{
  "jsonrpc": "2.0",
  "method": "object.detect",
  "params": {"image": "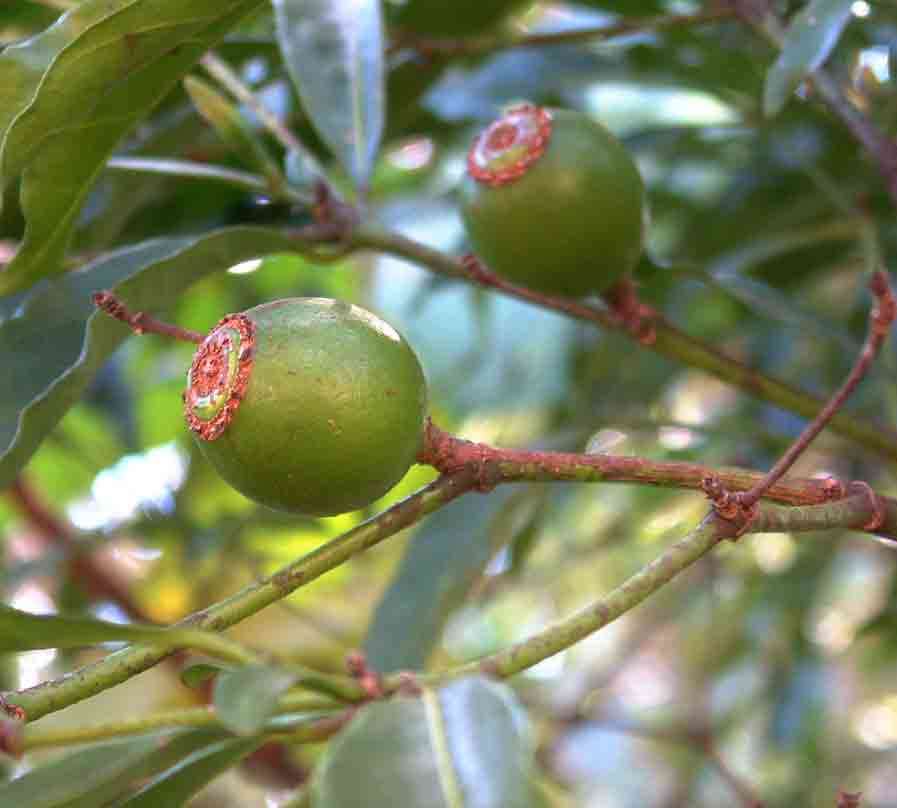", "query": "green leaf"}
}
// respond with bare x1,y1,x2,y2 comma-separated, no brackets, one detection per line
213,665,297,735
0,227,296,488
273,0,384,191
0,602,237,655
0,731,224,808
363,487,519,673
0,0,267,295
0,739,157,808
114,736,262,807
763,0,854,117
312,677,541,808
